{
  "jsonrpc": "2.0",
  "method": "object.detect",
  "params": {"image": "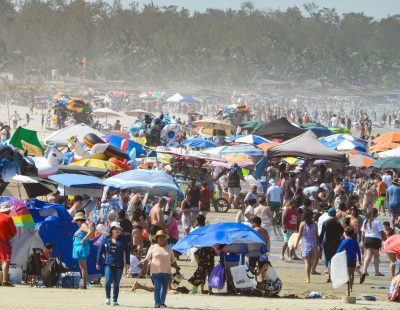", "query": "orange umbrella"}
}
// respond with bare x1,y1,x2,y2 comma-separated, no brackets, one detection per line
374,131,400,144
348,154,375,167
370,142,400,153
257,142,278,152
